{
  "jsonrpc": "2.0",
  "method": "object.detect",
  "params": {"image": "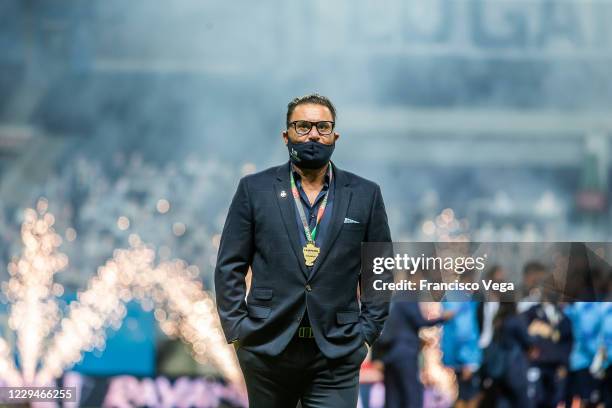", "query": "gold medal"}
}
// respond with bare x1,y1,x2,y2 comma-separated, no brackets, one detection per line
303,242,320,266
290,165,332,268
